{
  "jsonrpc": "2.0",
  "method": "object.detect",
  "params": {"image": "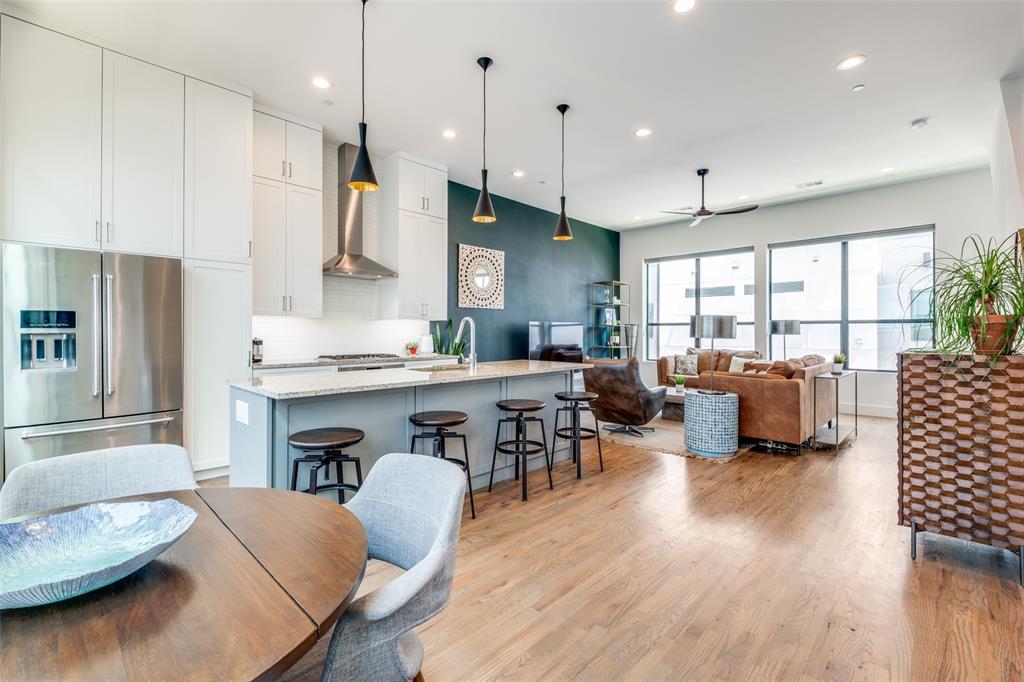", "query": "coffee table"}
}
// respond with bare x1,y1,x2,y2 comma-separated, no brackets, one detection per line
662,386,685,421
